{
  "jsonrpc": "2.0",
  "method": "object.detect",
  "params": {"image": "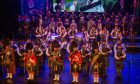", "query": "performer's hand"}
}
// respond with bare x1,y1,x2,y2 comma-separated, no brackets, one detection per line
120,56,125,59
115,57,120,60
